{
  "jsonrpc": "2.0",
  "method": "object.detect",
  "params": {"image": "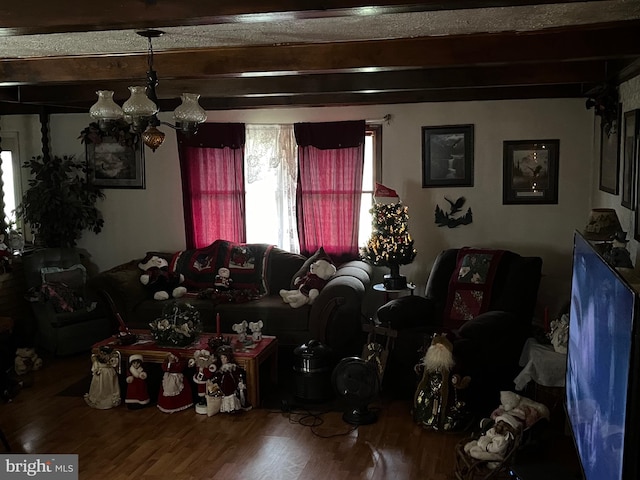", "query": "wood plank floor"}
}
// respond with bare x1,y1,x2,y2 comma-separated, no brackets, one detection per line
1,352,470,480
